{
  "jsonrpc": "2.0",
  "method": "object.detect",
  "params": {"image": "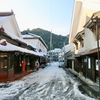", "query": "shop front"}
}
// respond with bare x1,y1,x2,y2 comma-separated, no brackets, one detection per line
0,52,14,81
